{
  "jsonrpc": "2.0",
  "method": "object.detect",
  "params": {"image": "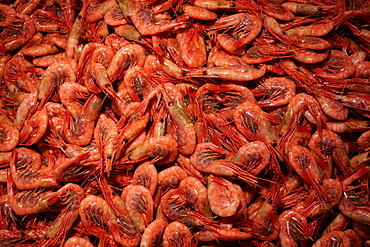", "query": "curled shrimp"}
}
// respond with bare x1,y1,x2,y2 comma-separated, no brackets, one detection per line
124,185,154,234
0,114,19,152
158,166,188,192
54,153,93,183
117,0,189,35
64,236,94,247
278,210,310,247
207,13,262,55
315,93,349,121
285,19,335,37
19,107,48,146
0,4,16,27
207,174,240,217
64,94,102,146
133,161,158,196
180,4,217,21
252,77,296,107
326,119,370,133
140,218,168,247
59,81,90,119
190,142,258,185
162,221,192,247
312,231,351,247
